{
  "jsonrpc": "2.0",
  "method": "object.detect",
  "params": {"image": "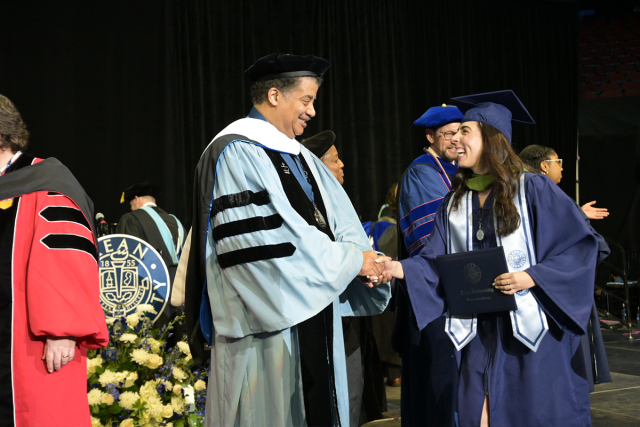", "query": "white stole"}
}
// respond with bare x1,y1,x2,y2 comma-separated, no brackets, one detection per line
444,174,549,352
